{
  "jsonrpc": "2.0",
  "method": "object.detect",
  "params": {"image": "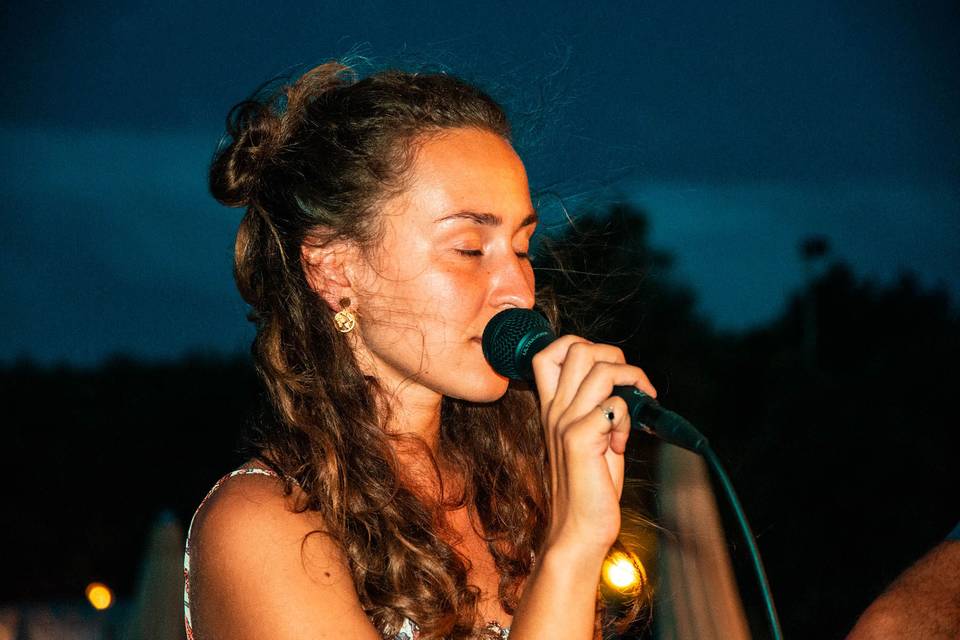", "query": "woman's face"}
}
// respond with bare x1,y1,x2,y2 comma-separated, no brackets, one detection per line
351,127,537,403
